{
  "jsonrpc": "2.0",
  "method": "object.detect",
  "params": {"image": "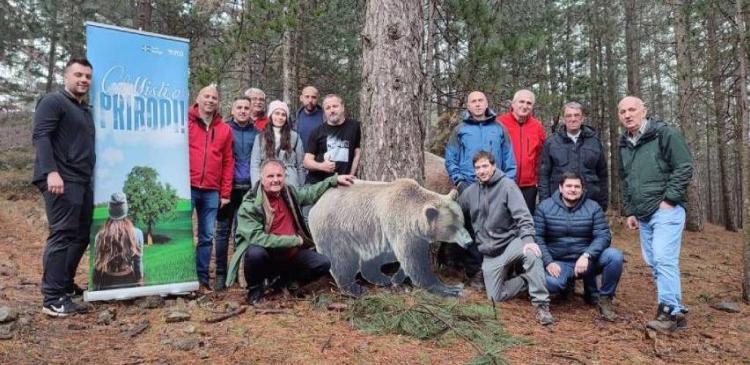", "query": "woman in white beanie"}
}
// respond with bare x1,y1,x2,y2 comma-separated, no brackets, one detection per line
250,100,306,188
92,192,144,290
